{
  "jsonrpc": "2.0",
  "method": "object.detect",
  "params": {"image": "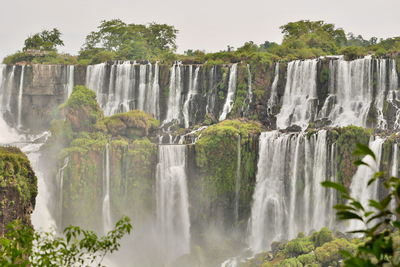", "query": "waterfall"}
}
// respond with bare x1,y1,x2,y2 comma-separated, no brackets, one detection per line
86,63,108,107
276,59,318,129
0,65,19,143
66,65,75,98
57,157,69,228
249,130,336,253
206,66,217,114
183,65,200,128
86,61,160,117
349,136,385,231
165,63,183,124
17,65,25,129
219,64,238,121
156,145,190,264
243,64,253,115
103,144,112,233
144,62,160,118
234,135,241,223
320,56,374,127
137,64,147,111
376,60,388,128
267,62,279,114
0,65,13,113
